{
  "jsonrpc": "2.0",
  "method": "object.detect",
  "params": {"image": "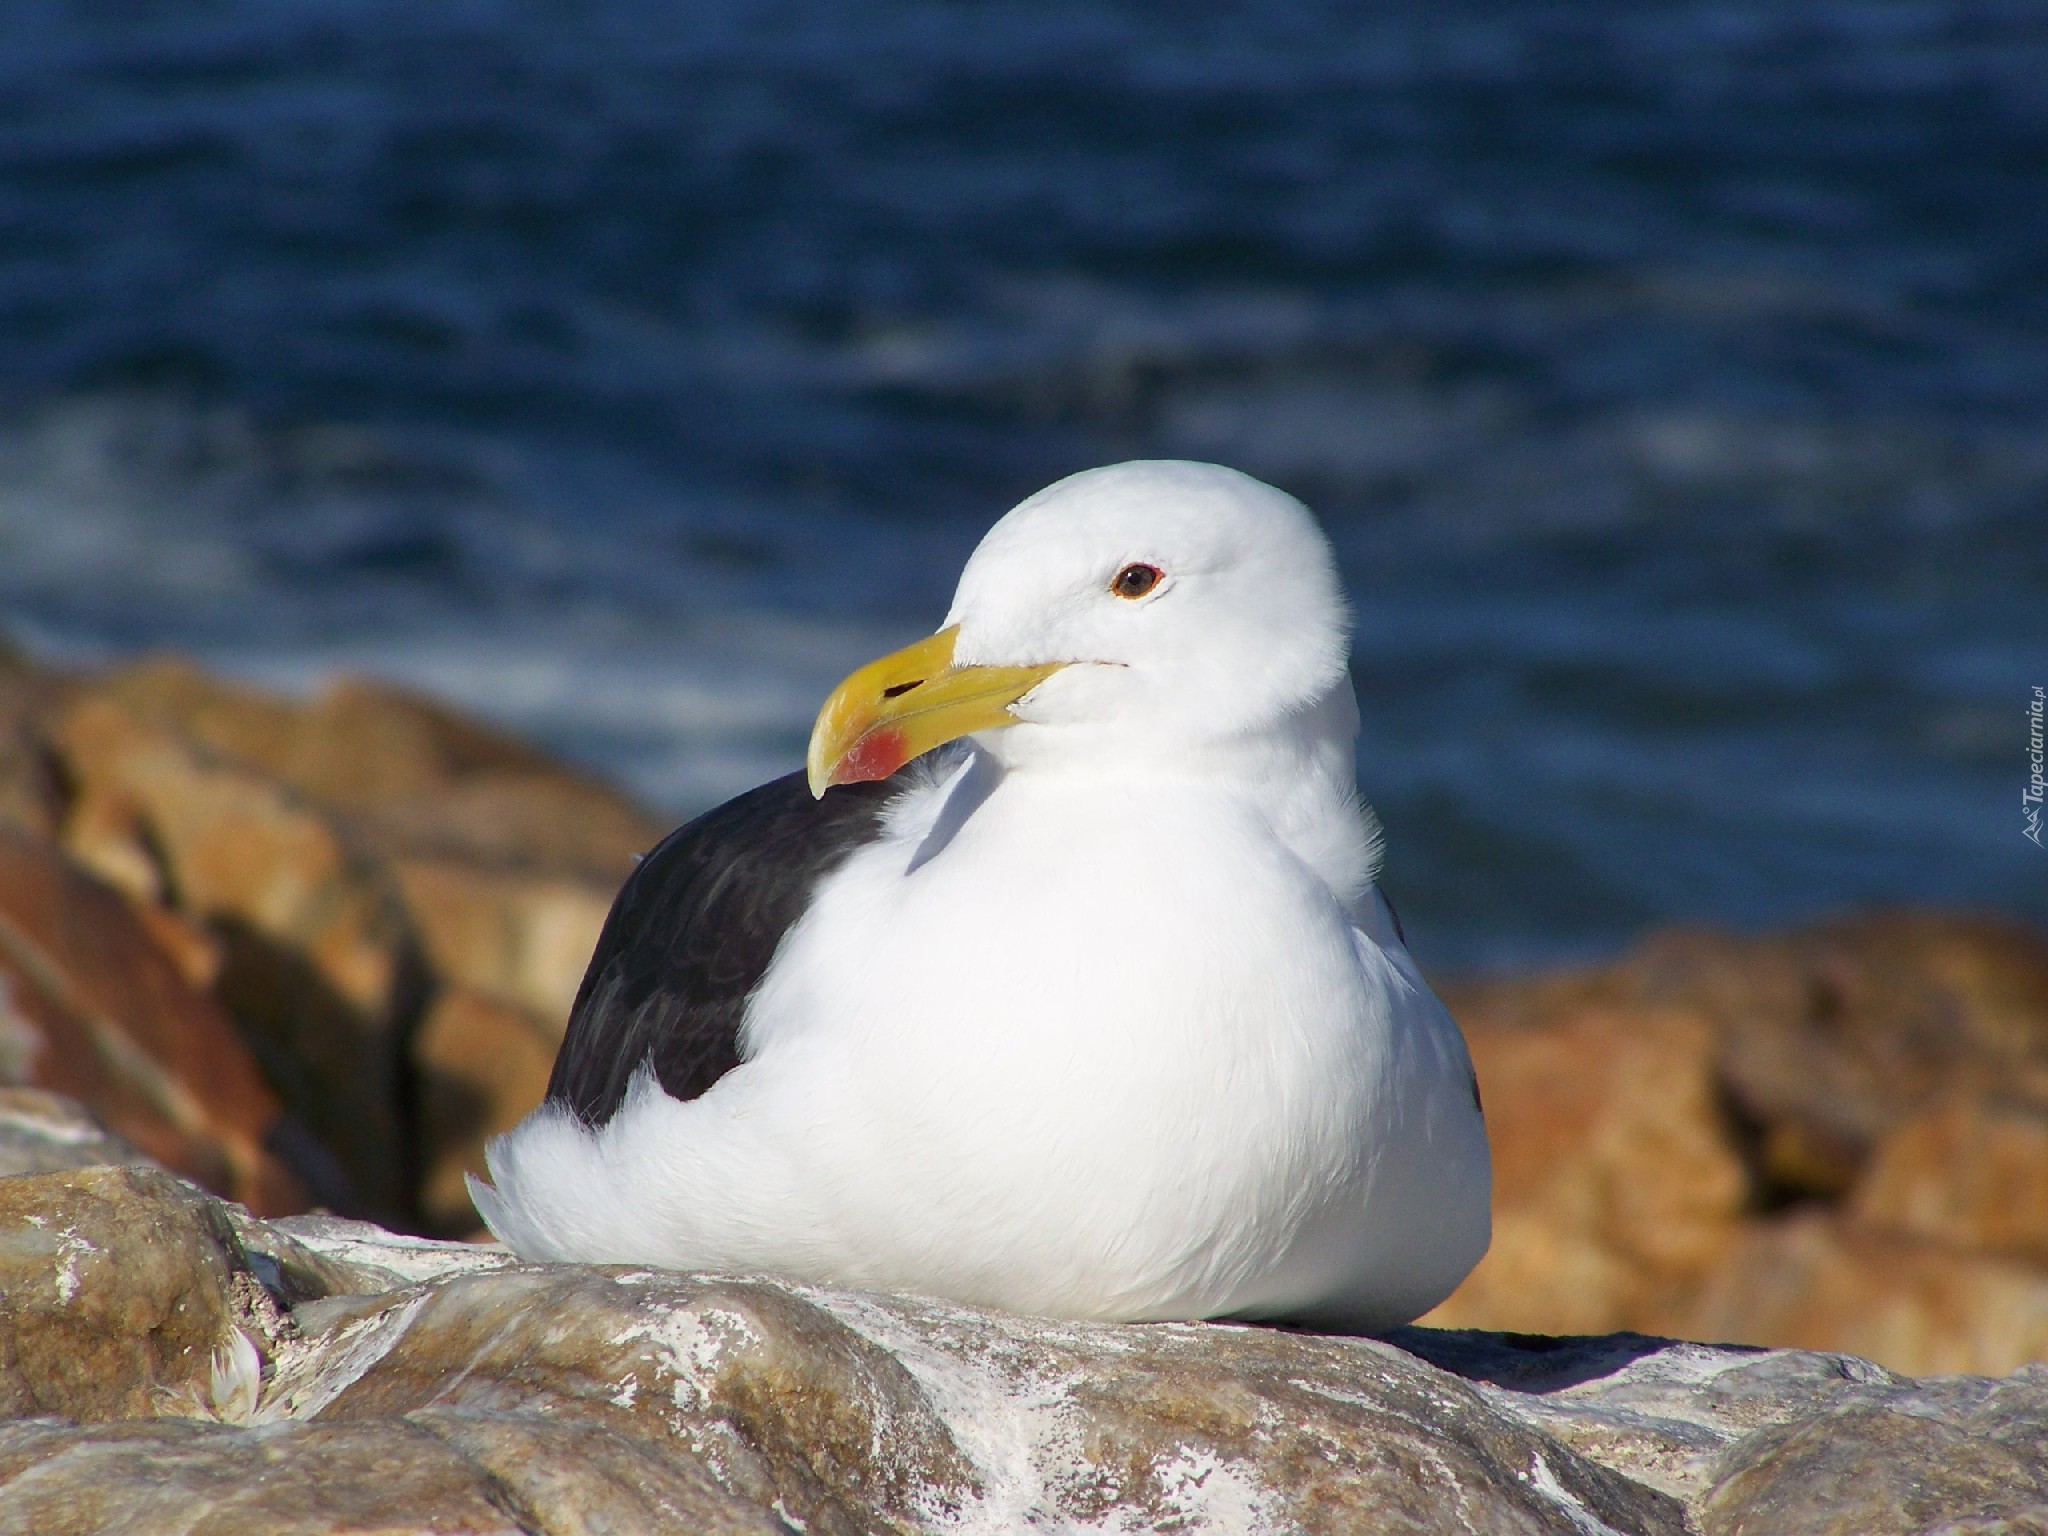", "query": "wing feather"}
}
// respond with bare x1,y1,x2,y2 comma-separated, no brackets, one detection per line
546,771,899,1126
